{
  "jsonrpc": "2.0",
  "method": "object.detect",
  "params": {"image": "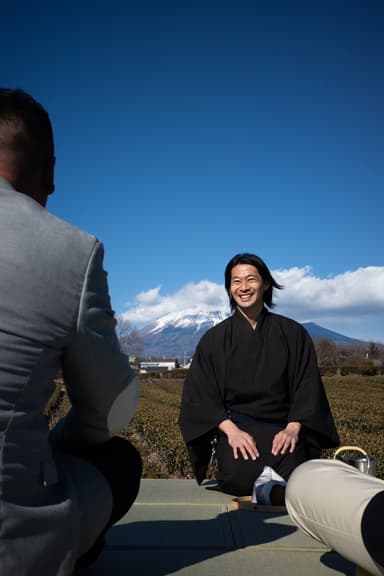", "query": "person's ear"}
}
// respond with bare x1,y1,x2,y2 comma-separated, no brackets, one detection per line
45,155,56,196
